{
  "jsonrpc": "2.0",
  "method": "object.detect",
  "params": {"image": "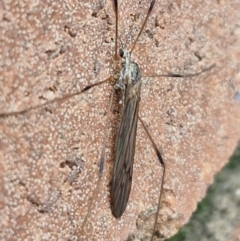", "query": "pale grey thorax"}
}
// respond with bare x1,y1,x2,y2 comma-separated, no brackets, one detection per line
114,49,141,105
